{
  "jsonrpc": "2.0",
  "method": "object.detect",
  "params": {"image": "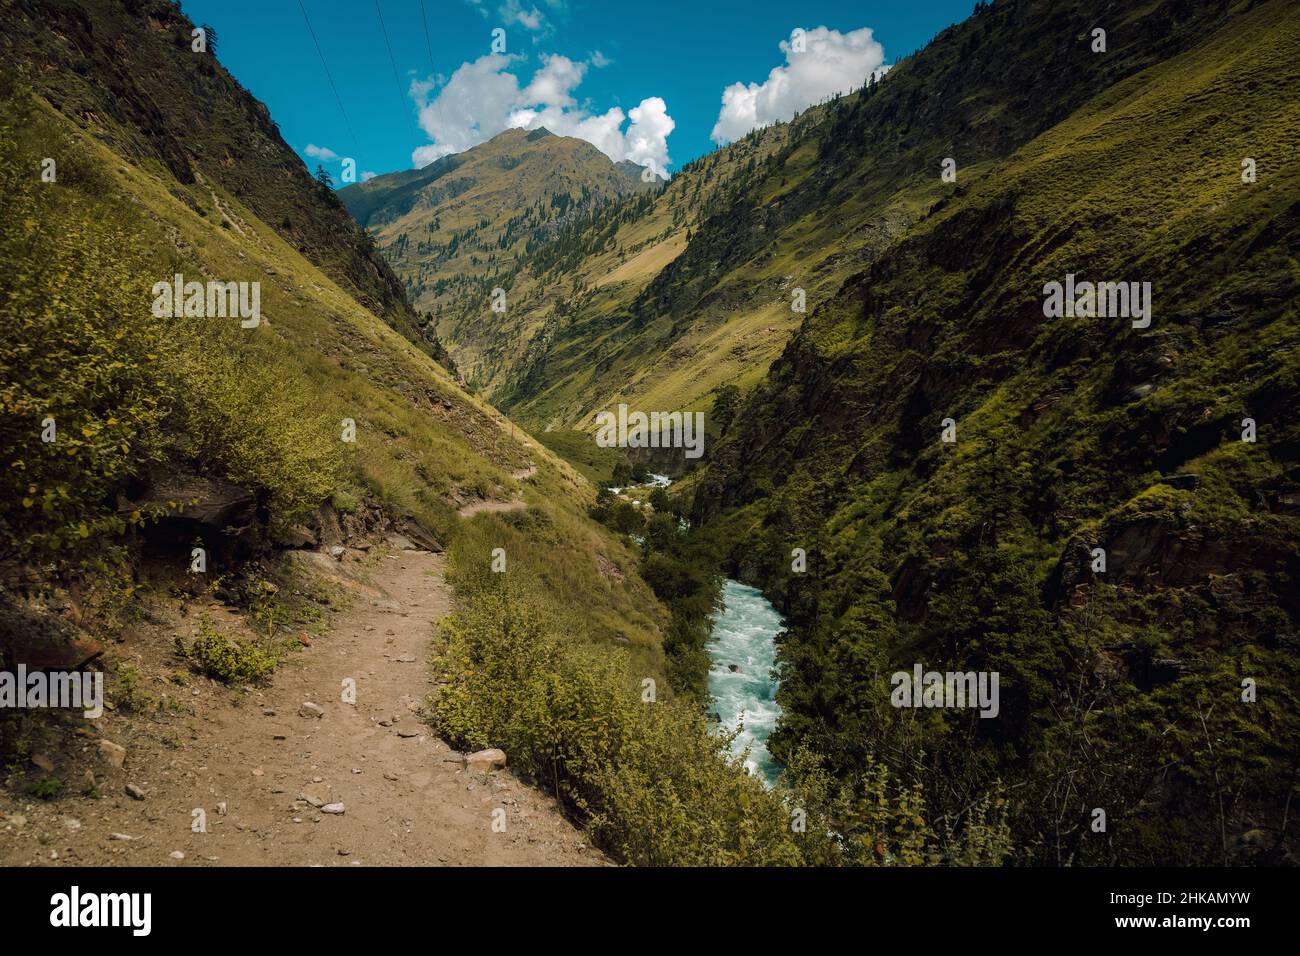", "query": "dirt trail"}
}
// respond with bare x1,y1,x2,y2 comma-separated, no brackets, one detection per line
0,549,604,867
455,465,536,519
